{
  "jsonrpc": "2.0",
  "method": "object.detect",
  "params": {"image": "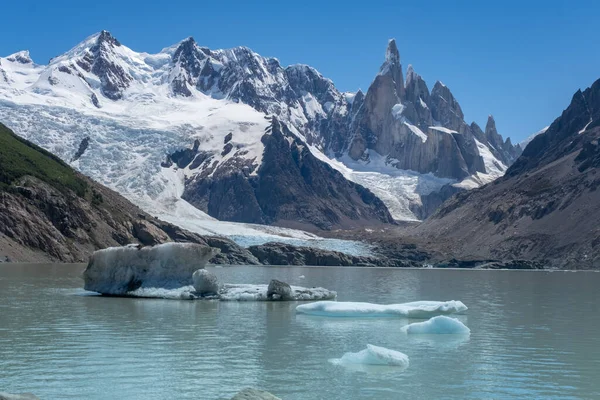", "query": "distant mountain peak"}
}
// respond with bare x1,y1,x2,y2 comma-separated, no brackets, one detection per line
96,30,121,47
405,64,416,86
486,115,497,130
6,50,32,64
385,39,400,65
